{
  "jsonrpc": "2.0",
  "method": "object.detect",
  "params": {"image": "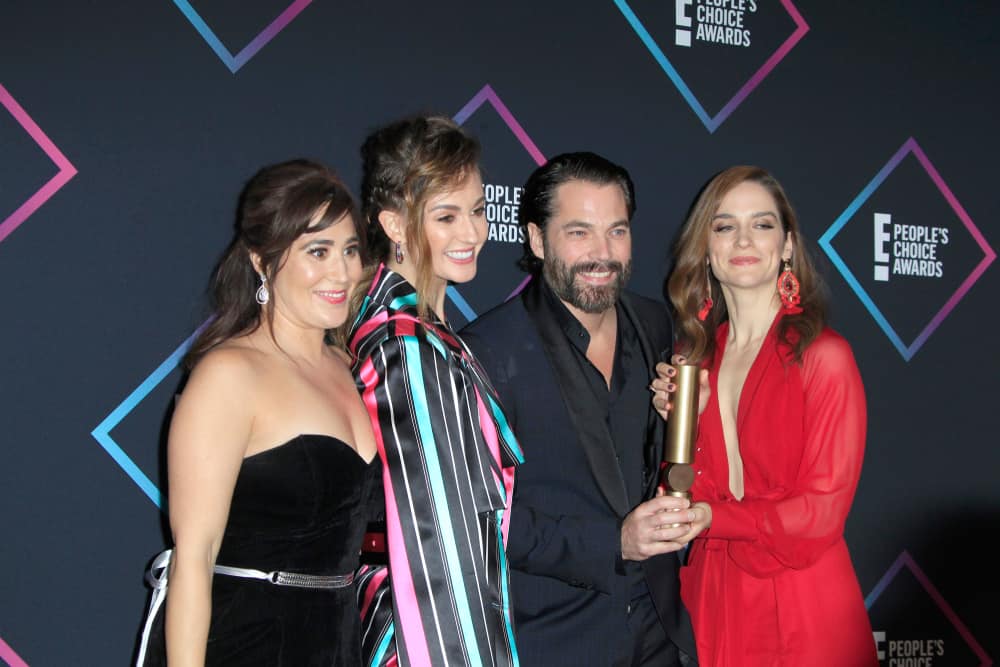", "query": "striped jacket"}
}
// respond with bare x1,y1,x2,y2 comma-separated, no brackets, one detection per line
349,264,524,667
